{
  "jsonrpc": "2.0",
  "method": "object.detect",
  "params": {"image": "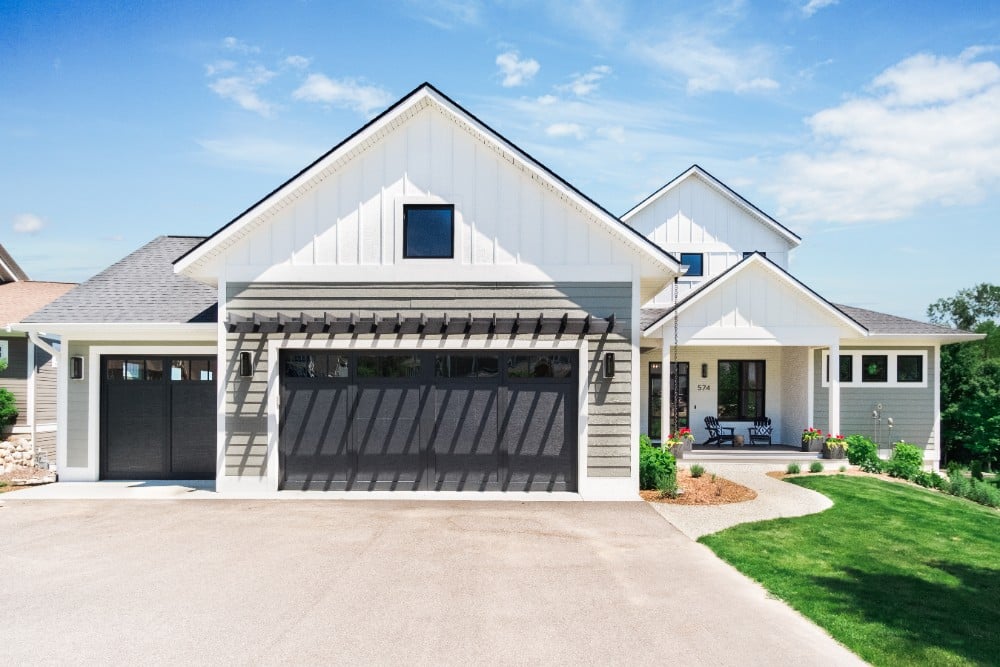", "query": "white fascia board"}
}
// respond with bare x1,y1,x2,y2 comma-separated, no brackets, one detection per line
643,255,867,337
622,166,802,248
848,333,986,346
8,322,217,341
